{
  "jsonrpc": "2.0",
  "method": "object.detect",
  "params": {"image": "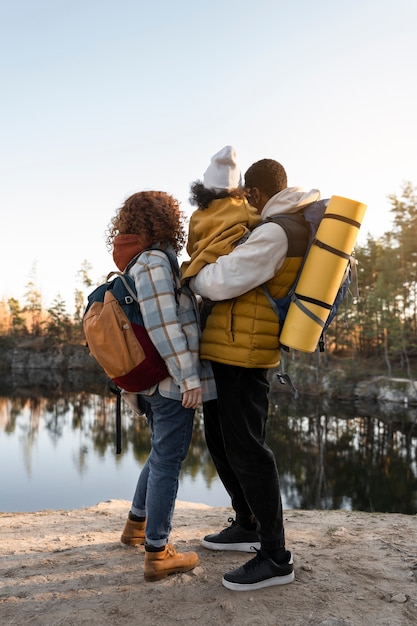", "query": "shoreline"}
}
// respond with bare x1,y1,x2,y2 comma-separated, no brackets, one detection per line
1,499,416,625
